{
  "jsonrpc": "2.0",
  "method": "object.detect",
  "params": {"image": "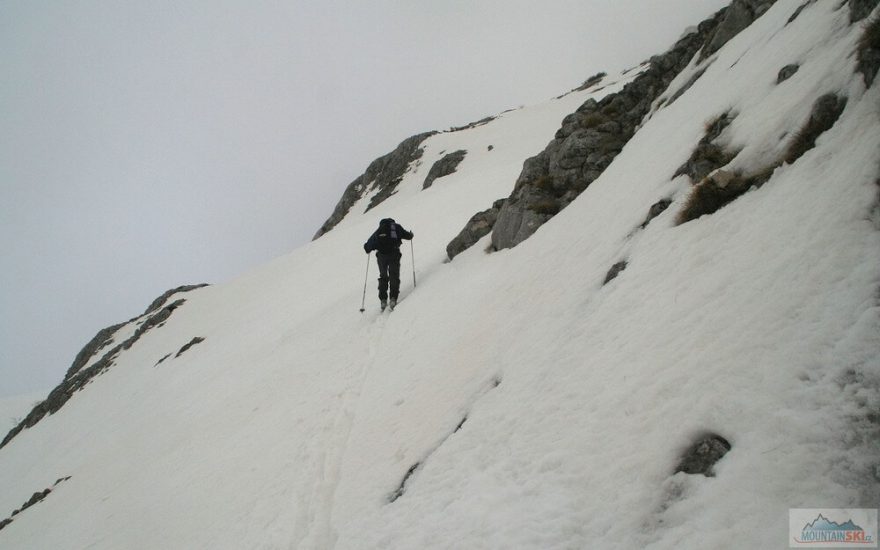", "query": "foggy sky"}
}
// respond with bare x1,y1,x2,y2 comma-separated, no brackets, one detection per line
0,0,729,397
